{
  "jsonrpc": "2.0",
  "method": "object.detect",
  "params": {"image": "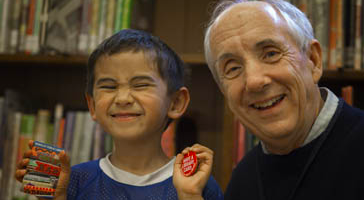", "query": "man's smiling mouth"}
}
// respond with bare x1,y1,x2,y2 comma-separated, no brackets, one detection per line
251,95,285,110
